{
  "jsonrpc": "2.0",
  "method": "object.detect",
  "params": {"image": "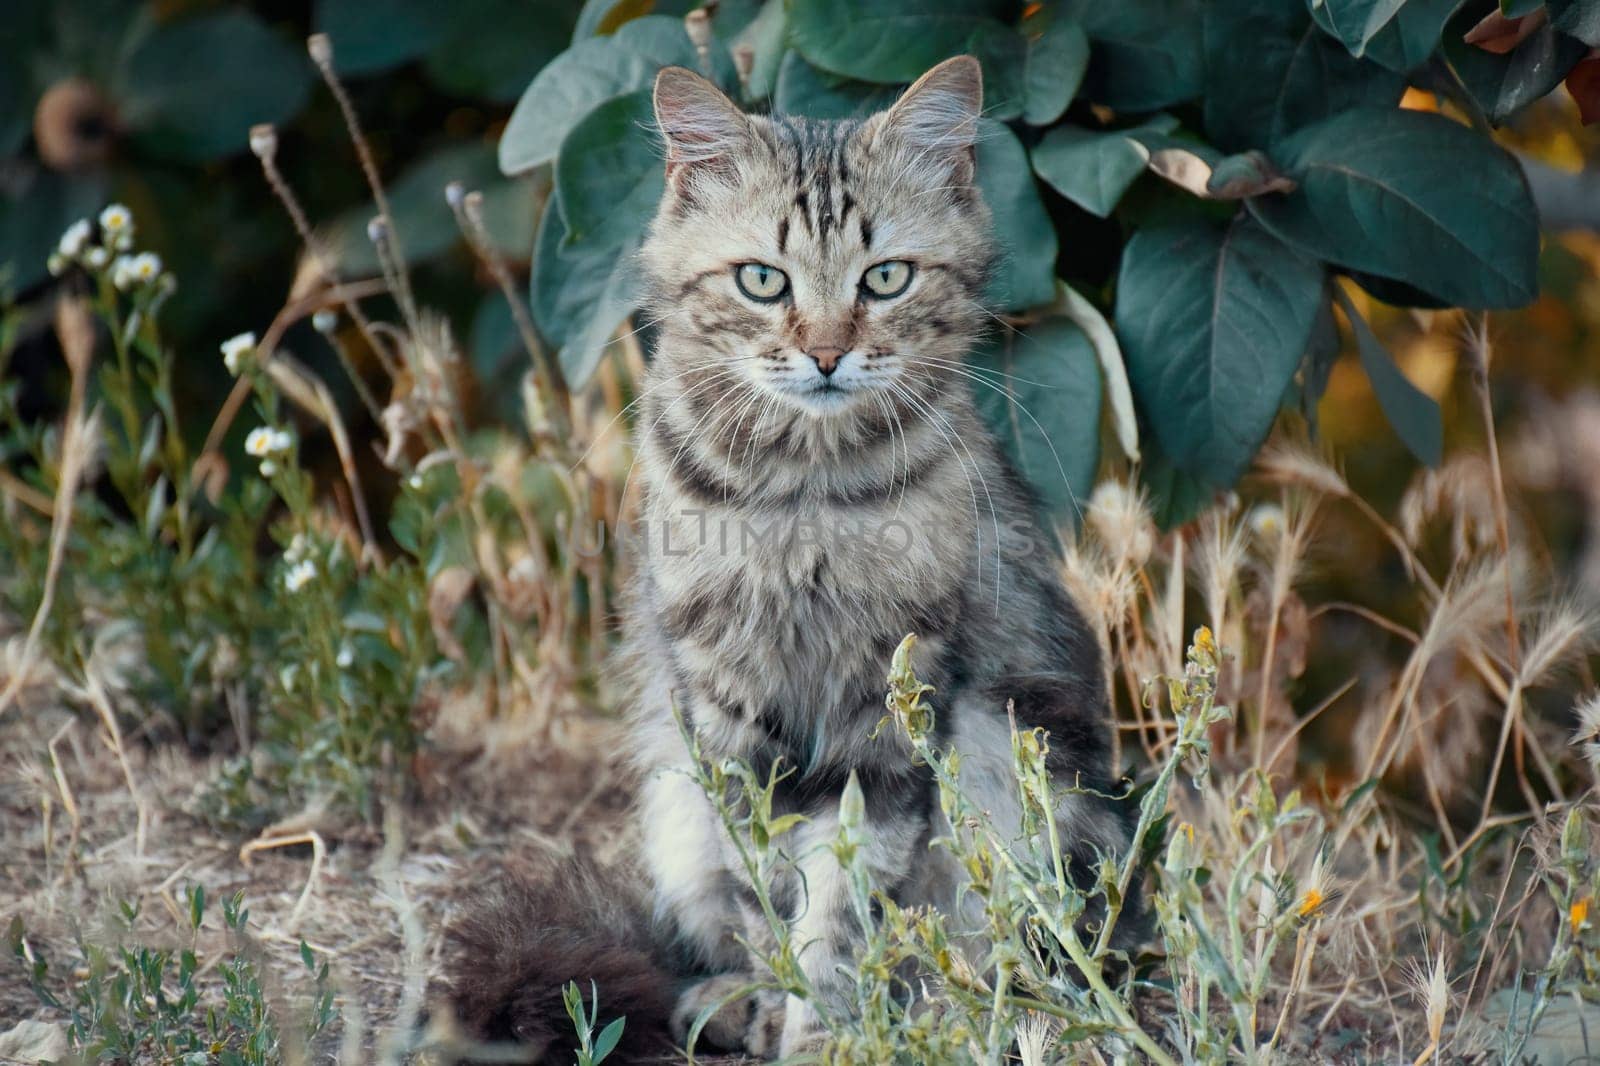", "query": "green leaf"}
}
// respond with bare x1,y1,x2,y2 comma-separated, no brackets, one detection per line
188,885,205,929
1345,269,1452,308
423,0,579,102
732,0,788,101
1202,1,1404,151
1308,0,1408,53
1030,126,1150,218
1332,286,1442,466
573,0,763,42
1550,0,1600,45
787,0,1009,83
312,0,445,75
772,52,899,119
0,167,107,290
1141,447,1217,528
331,144,537,271
593,1016,626,1062
1022,17,1089,126
555,90,662,243
1116,215,1325,484
1442,9,1587,124
121,11,313,162
1069,0,1203,110
499,15,707,175
0,8,37,158
970,318,1102,524
1311,0,1463,72
1299,289,1340,436
1248,108,1538,308
979,120,1058,312
966,23,1026,121
531,197,641,388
